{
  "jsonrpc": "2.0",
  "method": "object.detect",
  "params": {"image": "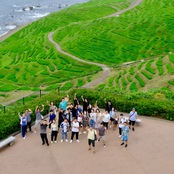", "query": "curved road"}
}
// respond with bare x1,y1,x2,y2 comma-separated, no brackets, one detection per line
48,0,143,88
